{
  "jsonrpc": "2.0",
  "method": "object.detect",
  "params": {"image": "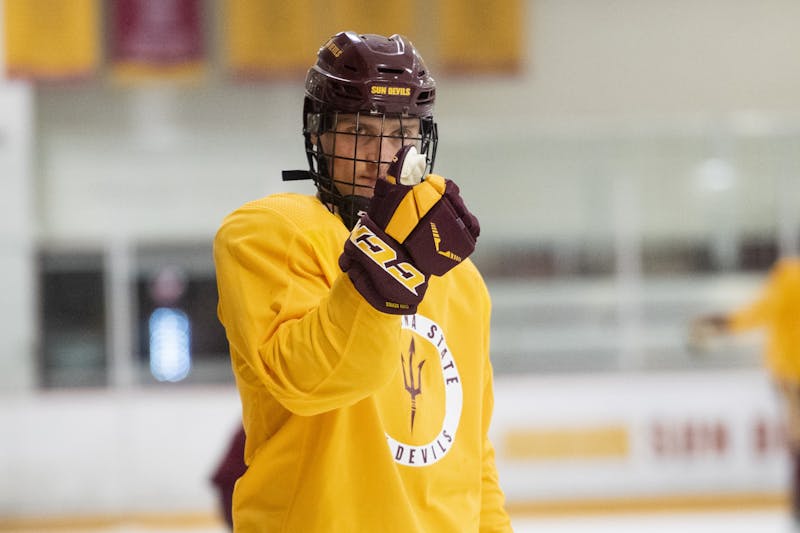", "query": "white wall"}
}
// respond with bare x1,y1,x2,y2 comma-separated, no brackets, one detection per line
443,0,800,123
36,84,307,243
0,84,34,392
0,387,241,518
